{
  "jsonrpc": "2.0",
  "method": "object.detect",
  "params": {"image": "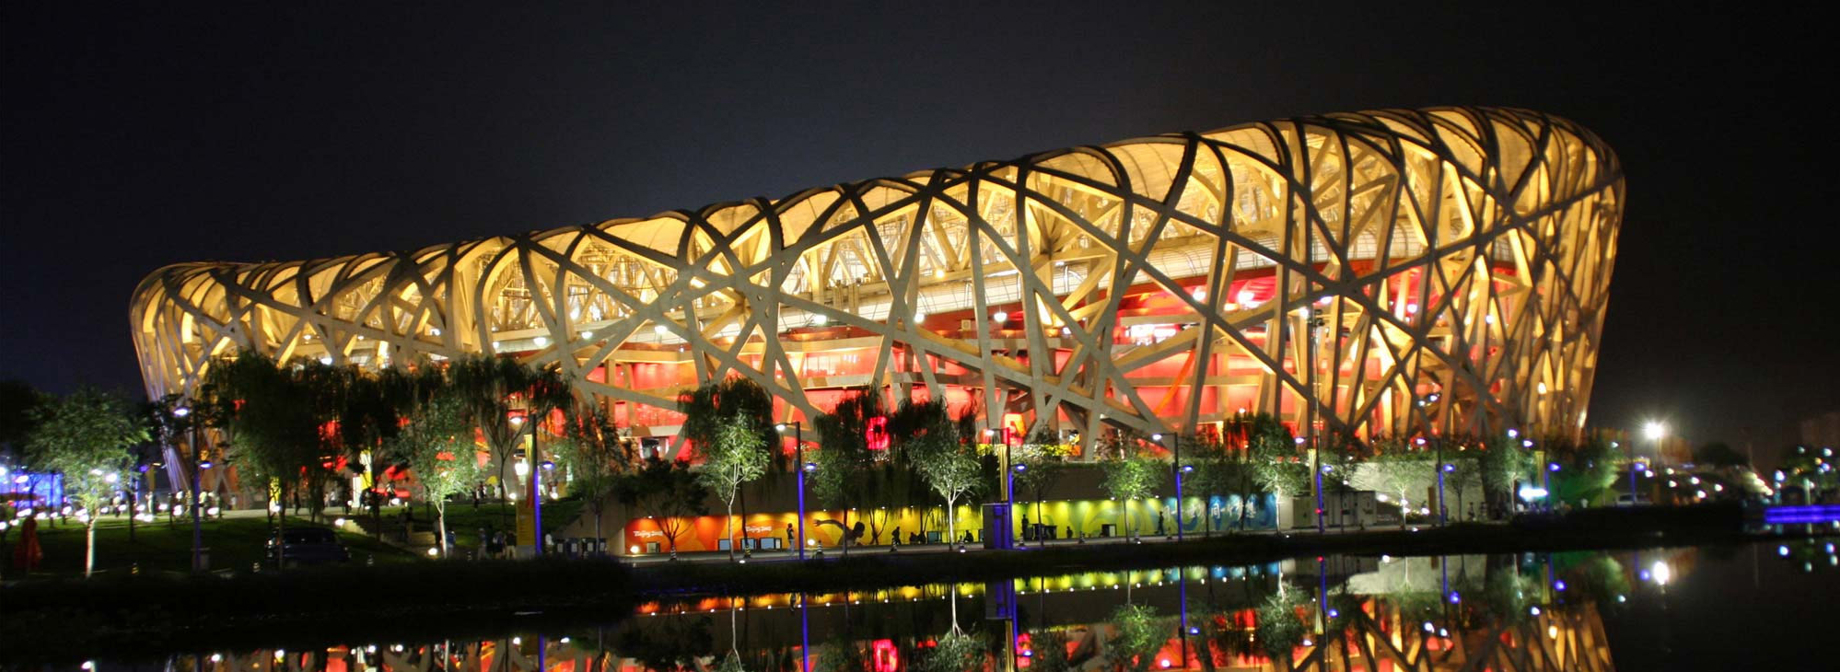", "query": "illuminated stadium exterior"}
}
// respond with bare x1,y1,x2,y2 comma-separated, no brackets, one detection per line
131,107,1622,458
